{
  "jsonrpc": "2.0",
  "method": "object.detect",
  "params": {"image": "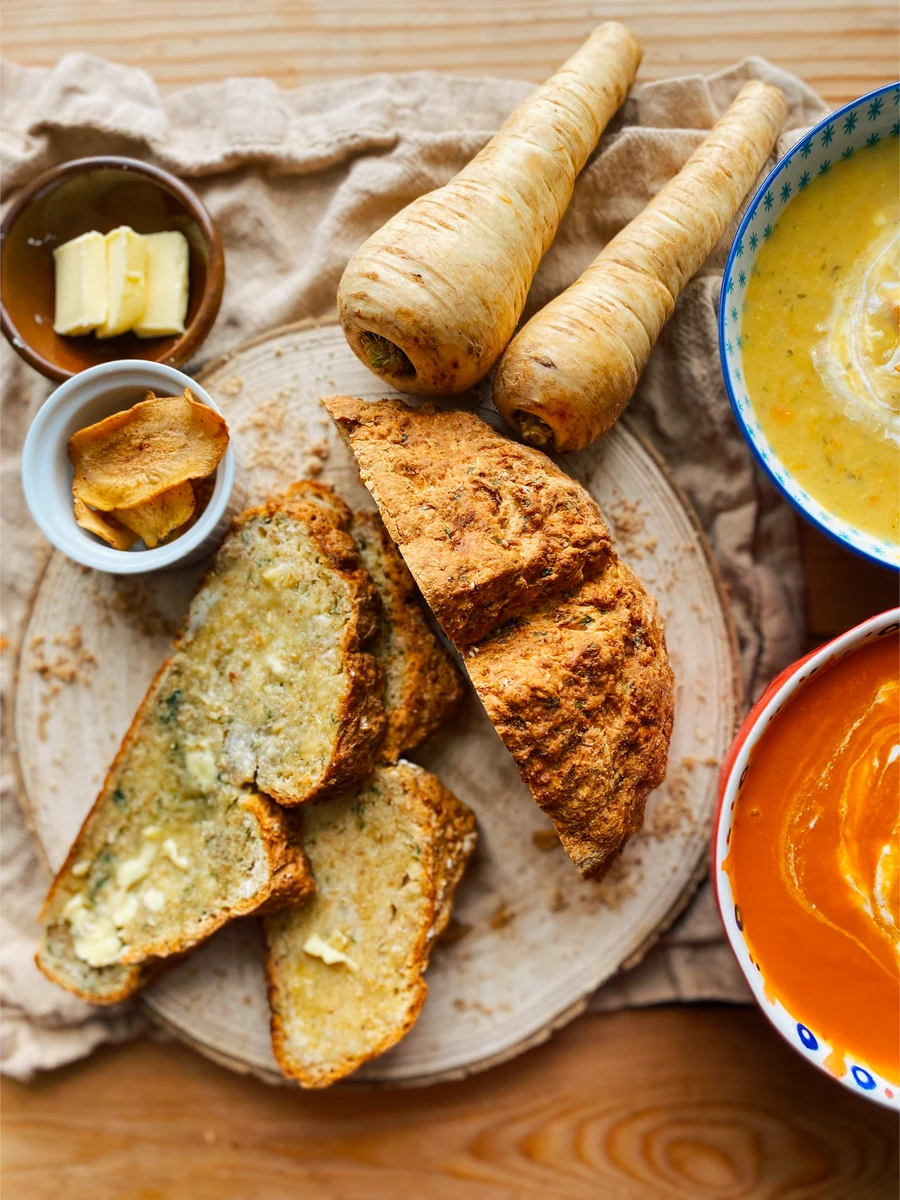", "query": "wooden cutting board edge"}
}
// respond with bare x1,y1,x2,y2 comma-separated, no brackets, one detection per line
10,318,743,1087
